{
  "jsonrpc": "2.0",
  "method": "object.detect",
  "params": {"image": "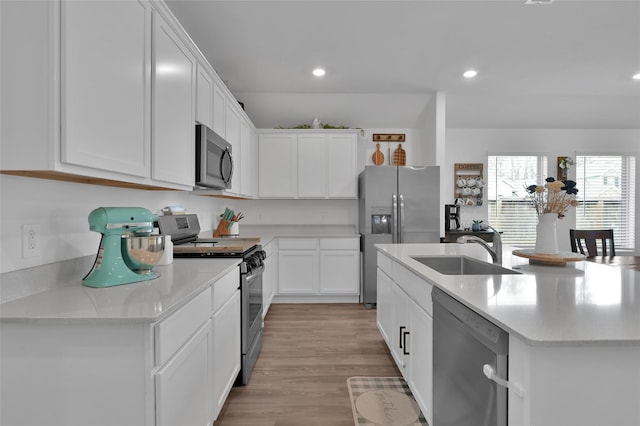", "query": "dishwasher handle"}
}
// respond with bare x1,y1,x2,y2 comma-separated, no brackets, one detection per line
482,364,524,398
